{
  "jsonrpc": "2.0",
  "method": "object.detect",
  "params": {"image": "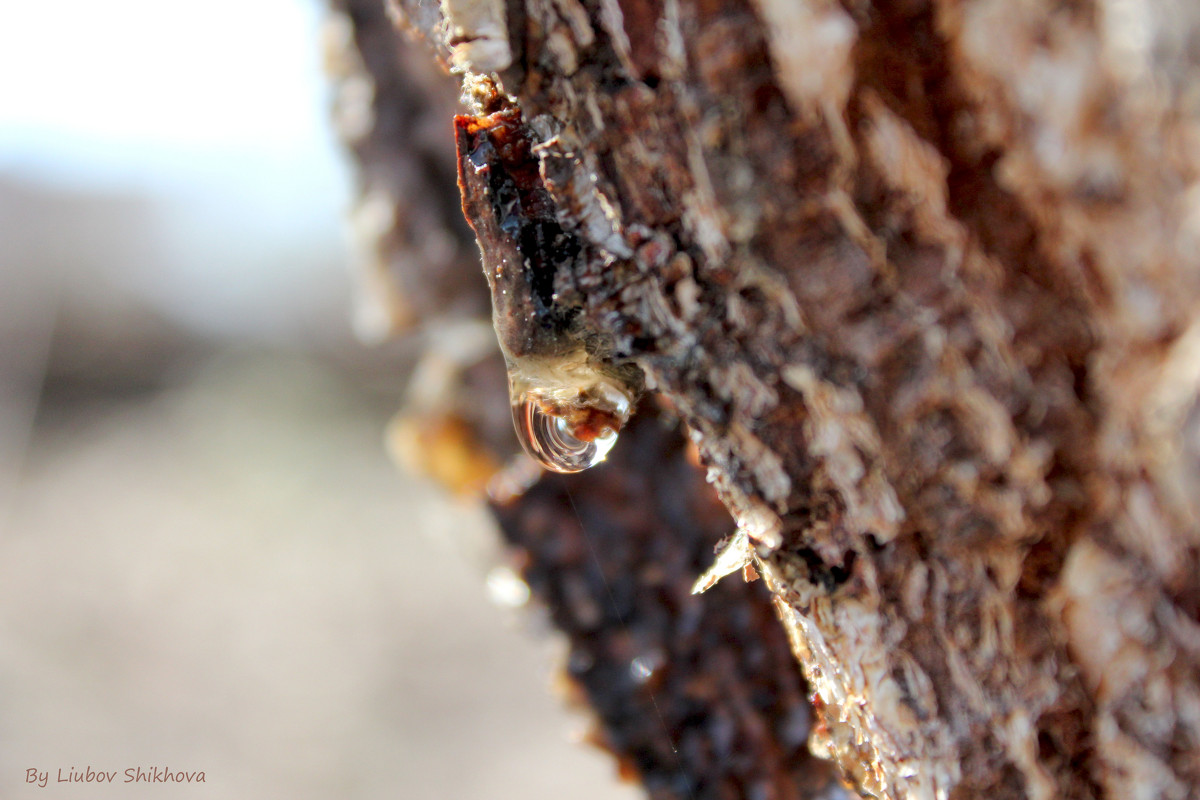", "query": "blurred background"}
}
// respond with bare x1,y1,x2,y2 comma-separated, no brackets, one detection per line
0,0,634,797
